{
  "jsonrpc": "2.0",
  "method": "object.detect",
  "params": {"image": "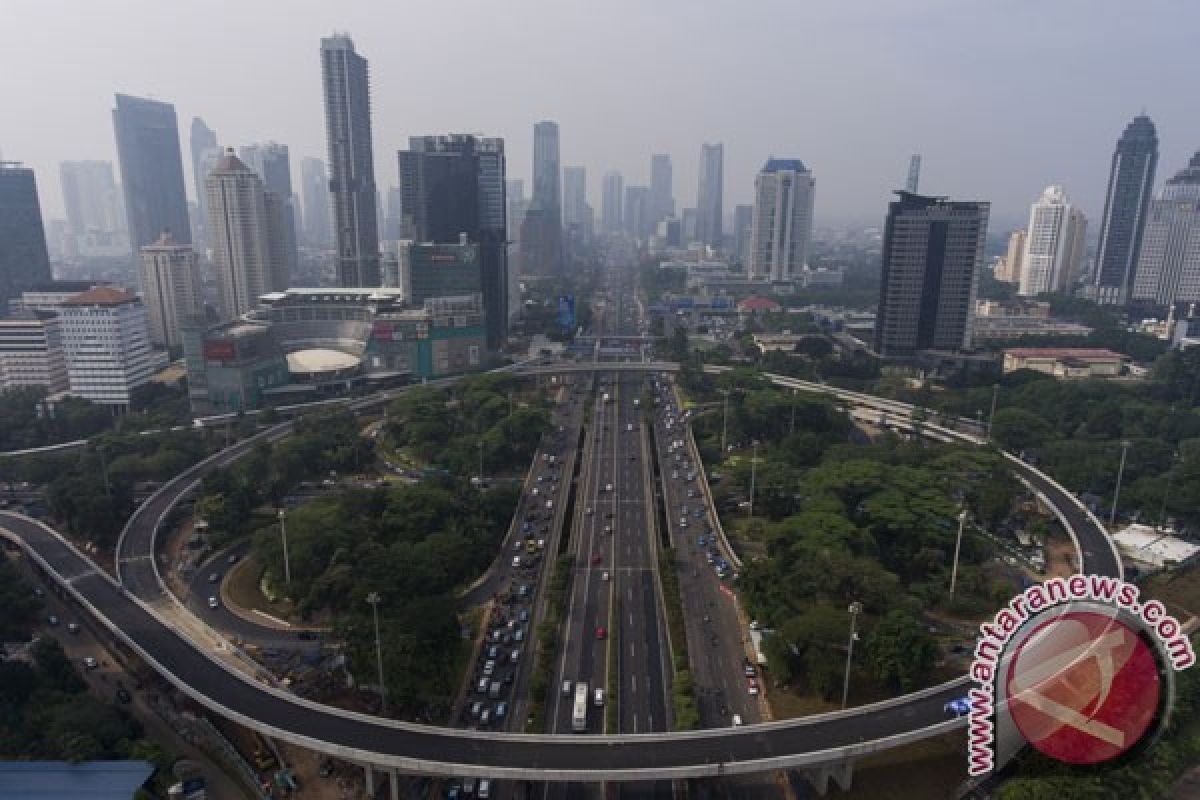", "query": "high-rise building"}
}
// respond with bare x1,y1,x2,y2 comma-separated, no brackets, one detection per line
0,162,53,316
300,157,333,248
406,238,482,304
563,167,588,237
59,161,125,237
624,186,650,239
681,207,697,244
906,155,922,194
1093,115,1158,305
748,159,815,281
532,121,561,230
112,94,192,253
320,34,380,287
874,191,990,359
59,286,163,406
139,230,204,348
994,229,1027,283
650,154,674,226
206,150,289,319
1018,186,1087,297
696,143,724,248
0,312,68,392
383,187,403,240
602,171,624,234
732,204,753,267
1132,152,1200,306
397,134,508,348
239,142,300,282
189,117,219,245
